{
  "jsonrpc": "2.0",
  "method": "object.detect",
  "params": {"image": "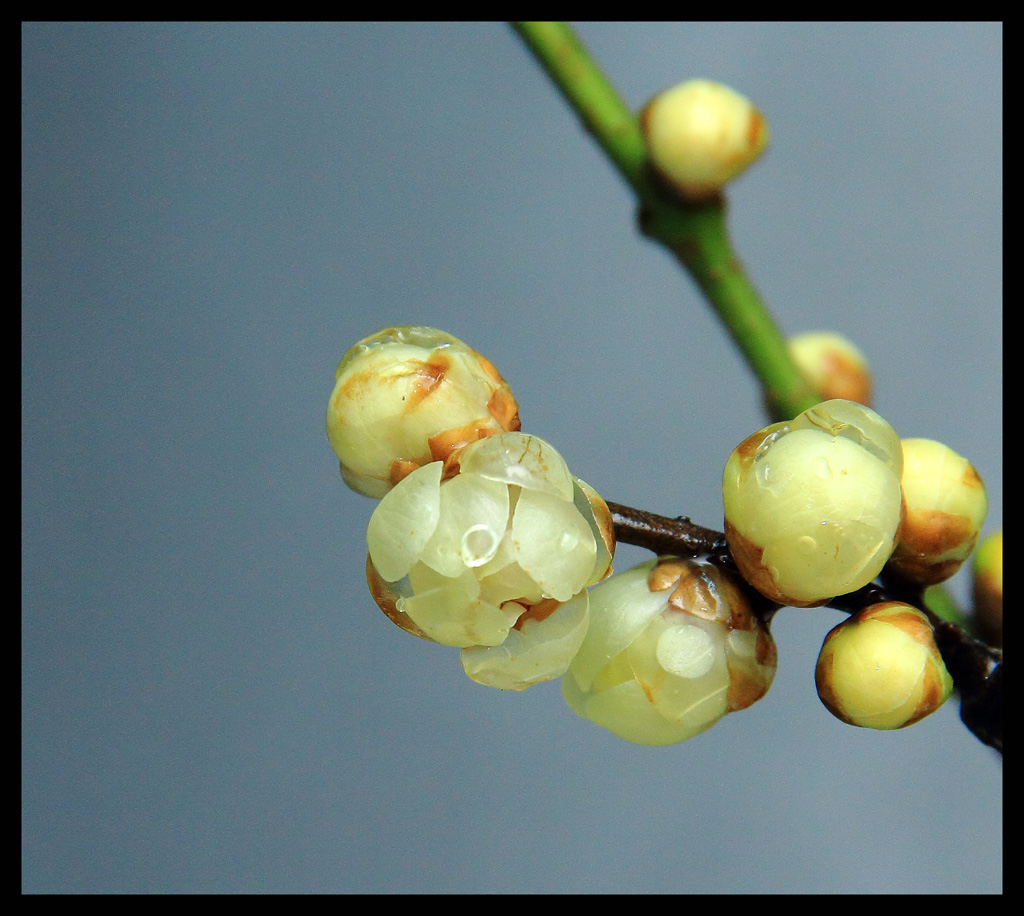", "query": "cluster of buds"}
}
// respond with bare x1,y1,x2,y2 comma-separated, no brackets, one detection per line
722,399,989,606
328,320,992,744
722,397,989,730
327,327,781,744
328,327,614,692
324,59,997,750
